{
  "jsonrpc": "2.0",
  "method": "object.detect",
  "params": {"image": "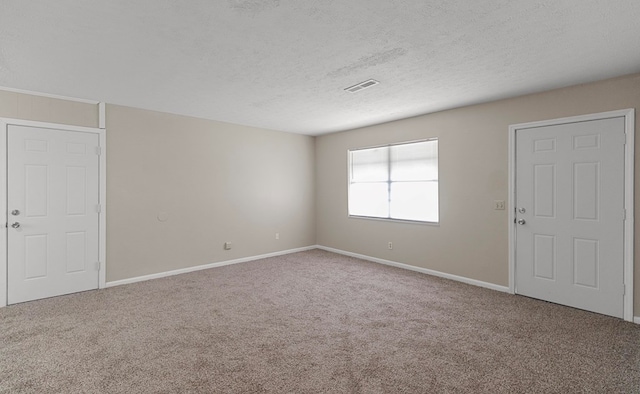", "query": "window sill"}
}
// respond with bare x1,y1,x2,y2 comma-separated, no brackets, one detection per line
348,214,440,226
